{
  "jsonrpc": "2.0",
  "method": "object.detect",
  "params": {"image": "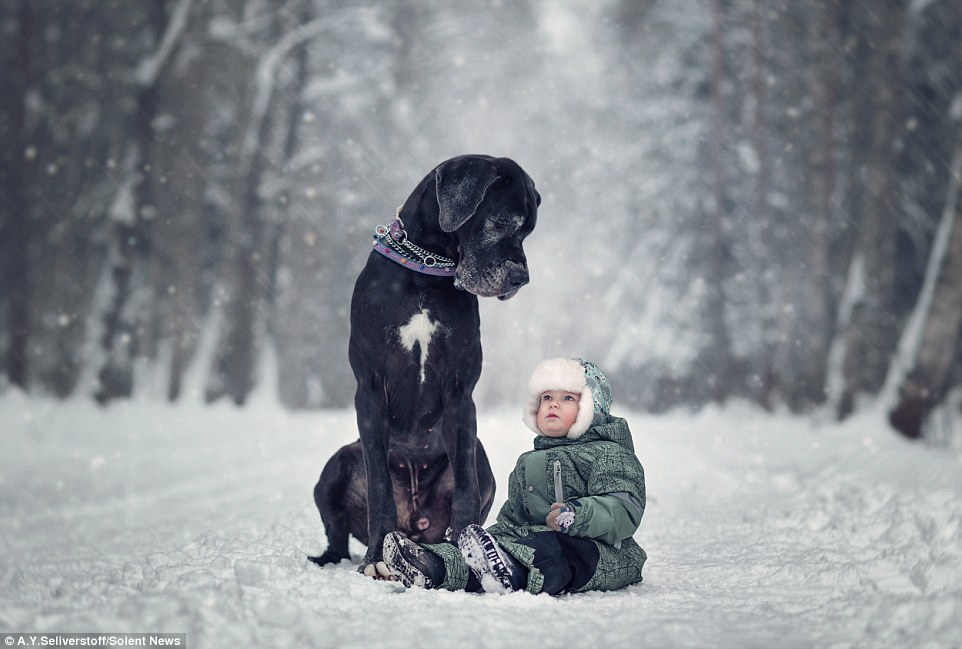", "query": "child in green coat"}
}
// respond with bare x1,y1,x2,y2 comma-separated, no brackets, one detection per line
382,357,647,595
